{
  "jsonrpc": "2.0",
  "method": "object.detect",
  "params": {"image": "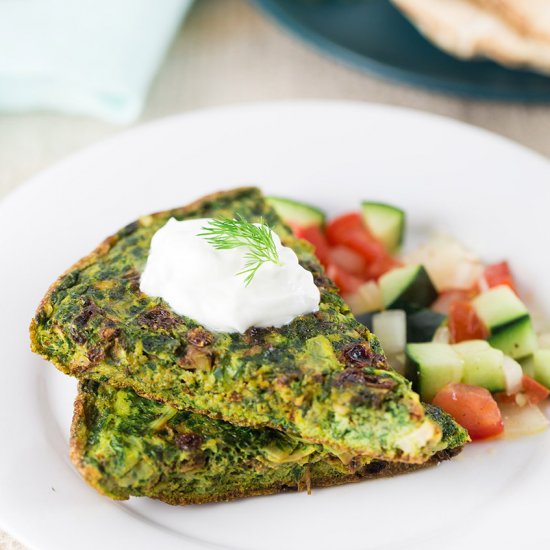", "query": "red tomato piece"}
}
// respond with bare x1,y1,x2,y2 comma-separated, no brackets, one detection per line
340,232,388,264
448,300,489,343
364,255,402,280
431,289,477,315
522,375,550,405
493,391,516,405
295,225,332,268
325,212,366,244
483,261,517,293
432,383,504,440
329,245,368,277
325,212,398,277
326,263,364,295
